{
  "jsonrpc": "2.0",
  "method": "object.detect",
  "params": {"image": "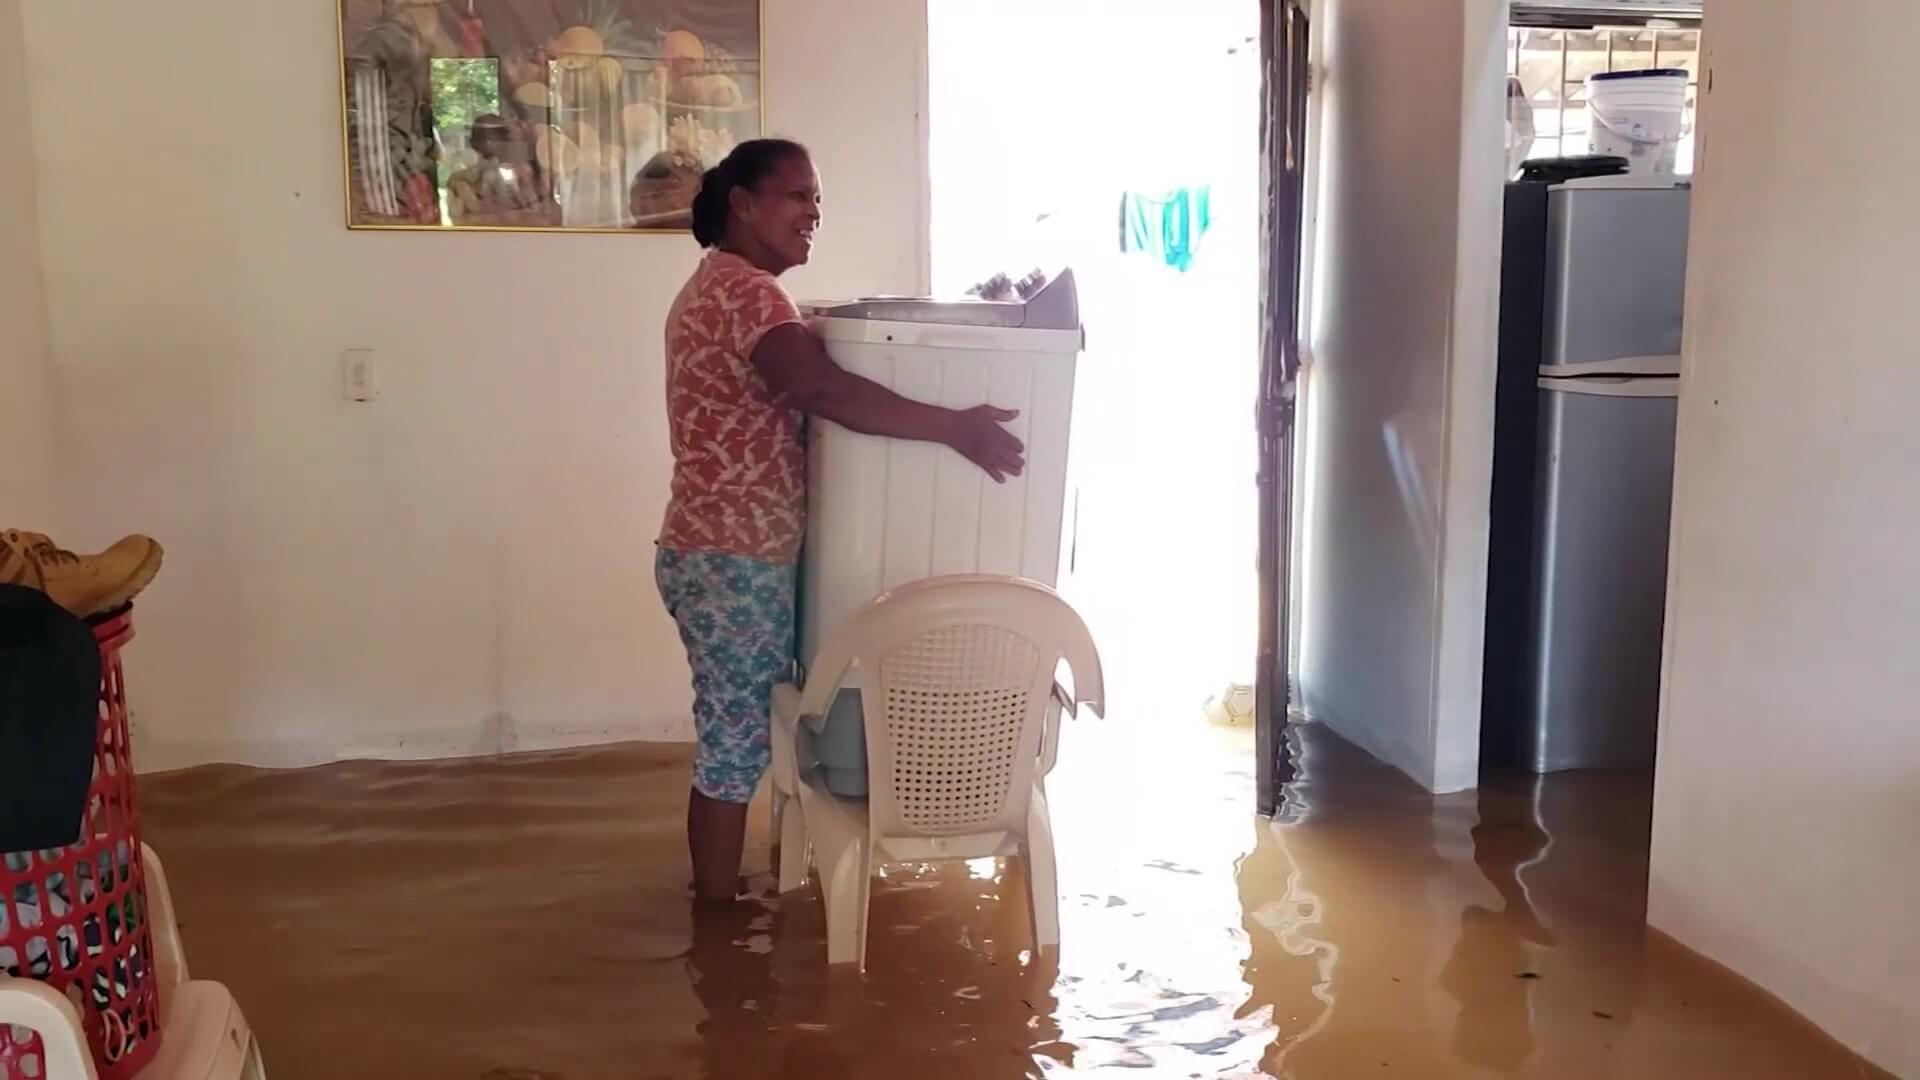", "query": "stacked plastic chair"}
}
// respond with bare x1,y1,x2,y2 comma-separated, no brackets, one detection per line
770,576,1104,971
